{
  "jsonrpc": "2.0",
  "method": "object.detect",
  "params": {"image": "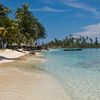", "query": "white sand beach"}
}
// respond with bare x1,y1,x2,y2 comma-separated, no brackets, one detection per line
0,67,70,100
0,49,70,100
0,49,29,64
